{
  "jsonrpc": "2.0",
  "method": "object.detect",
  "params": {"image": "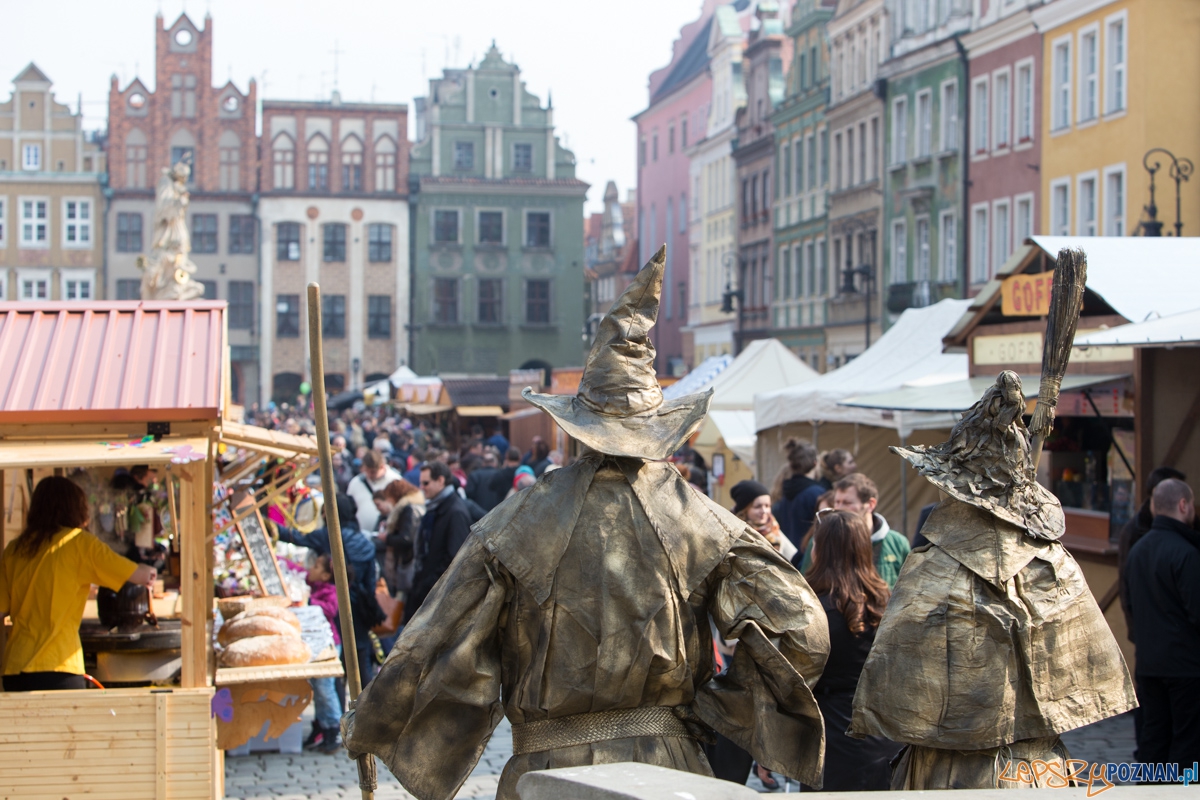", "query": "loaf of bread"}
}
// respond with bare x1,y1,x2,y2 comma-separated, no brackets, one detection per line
220,635,312,668
217,614,302,647
229,606,302,632
216,595,291,619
